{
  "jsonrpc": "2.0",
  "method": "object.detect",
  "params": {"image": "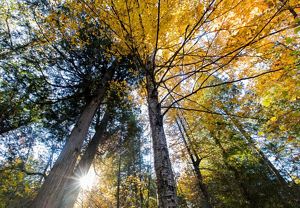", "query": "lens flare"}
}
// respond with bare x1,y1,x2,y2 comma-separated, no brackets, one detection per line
79,171,96,190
